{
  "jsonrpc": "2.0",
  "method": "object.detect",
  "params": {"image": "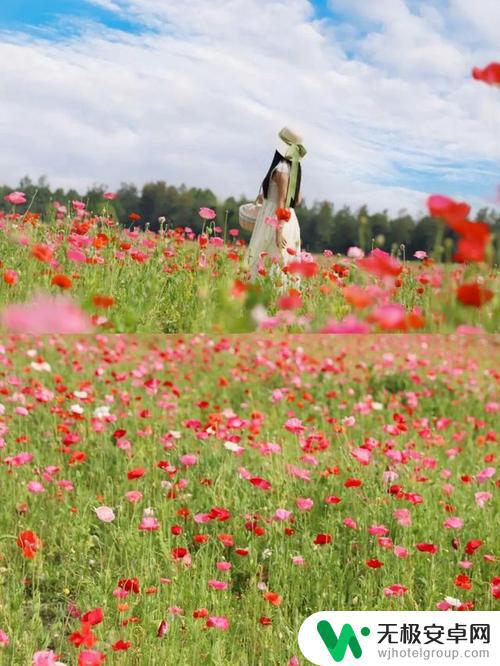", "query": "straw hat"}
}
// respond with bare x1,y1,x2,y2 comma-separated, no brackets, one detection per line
276,126,306,159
